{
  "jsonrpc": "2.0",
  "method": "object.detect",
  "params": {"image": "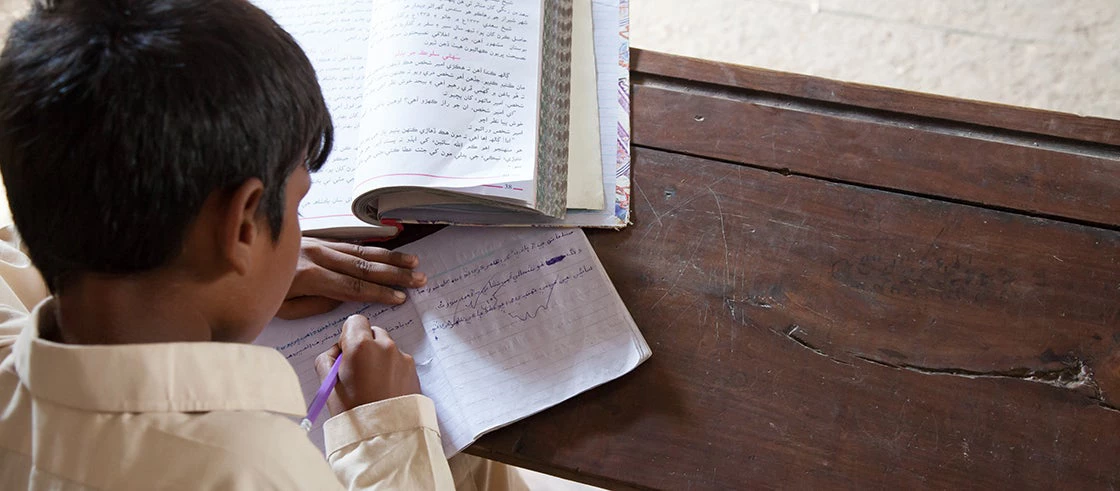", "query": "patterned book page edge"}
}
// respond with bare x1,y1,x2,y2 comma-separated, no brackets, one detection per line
611,0,632,225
